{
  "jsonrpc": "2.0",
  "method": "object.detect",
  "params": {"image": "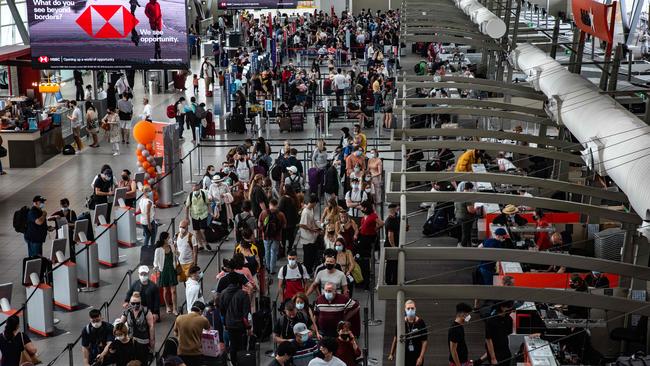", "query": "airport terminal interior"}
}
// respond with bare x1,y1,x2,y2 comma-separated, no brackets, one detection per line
2,0,650,365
